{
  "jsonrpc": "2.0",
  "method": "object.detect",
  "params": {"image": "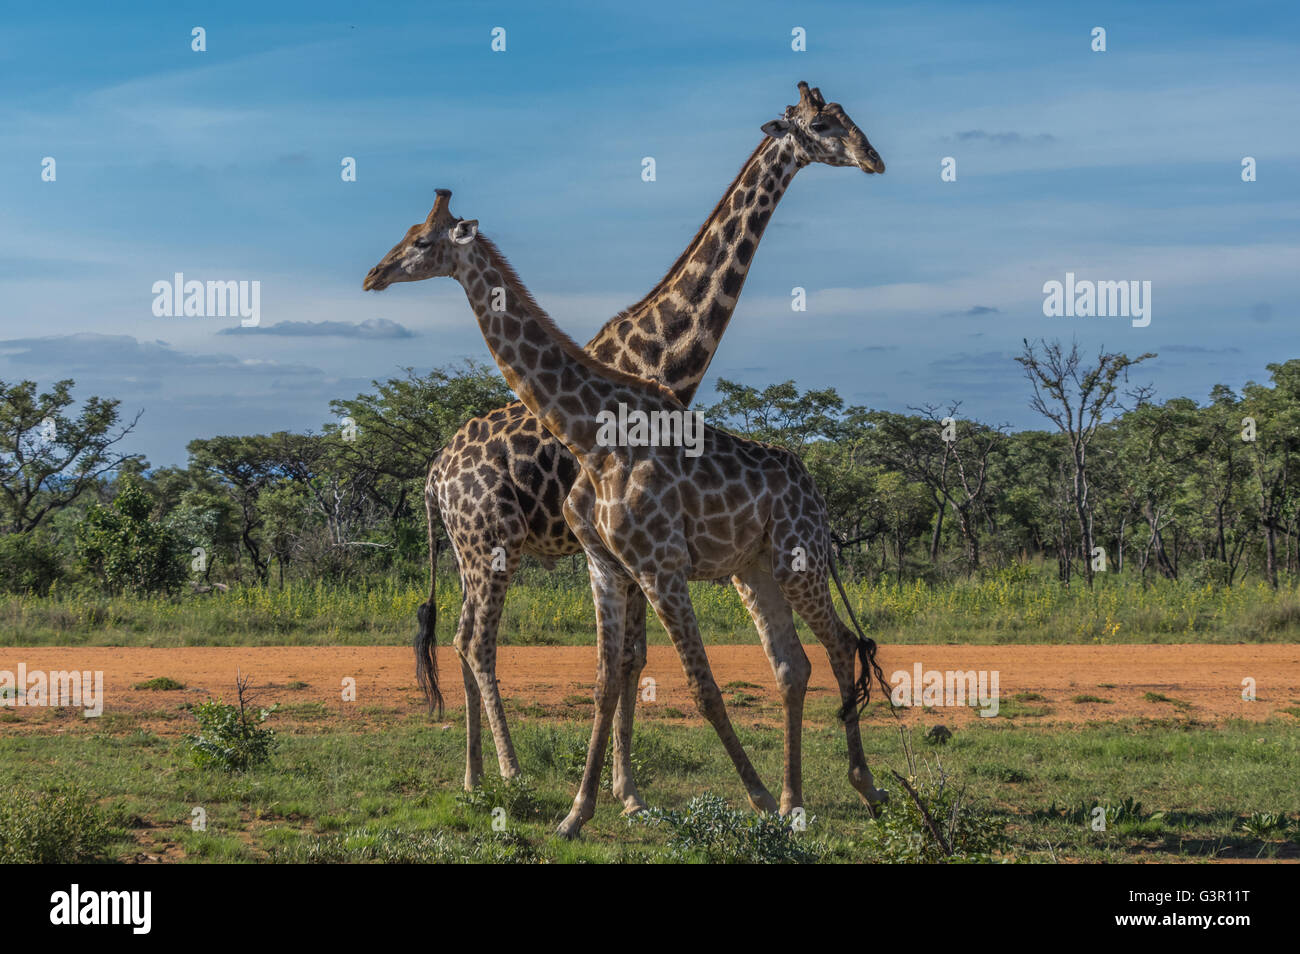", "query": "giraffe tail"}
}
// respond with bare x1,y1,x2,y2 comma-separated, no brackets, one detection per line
829,552,887,720
415,477,444,718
